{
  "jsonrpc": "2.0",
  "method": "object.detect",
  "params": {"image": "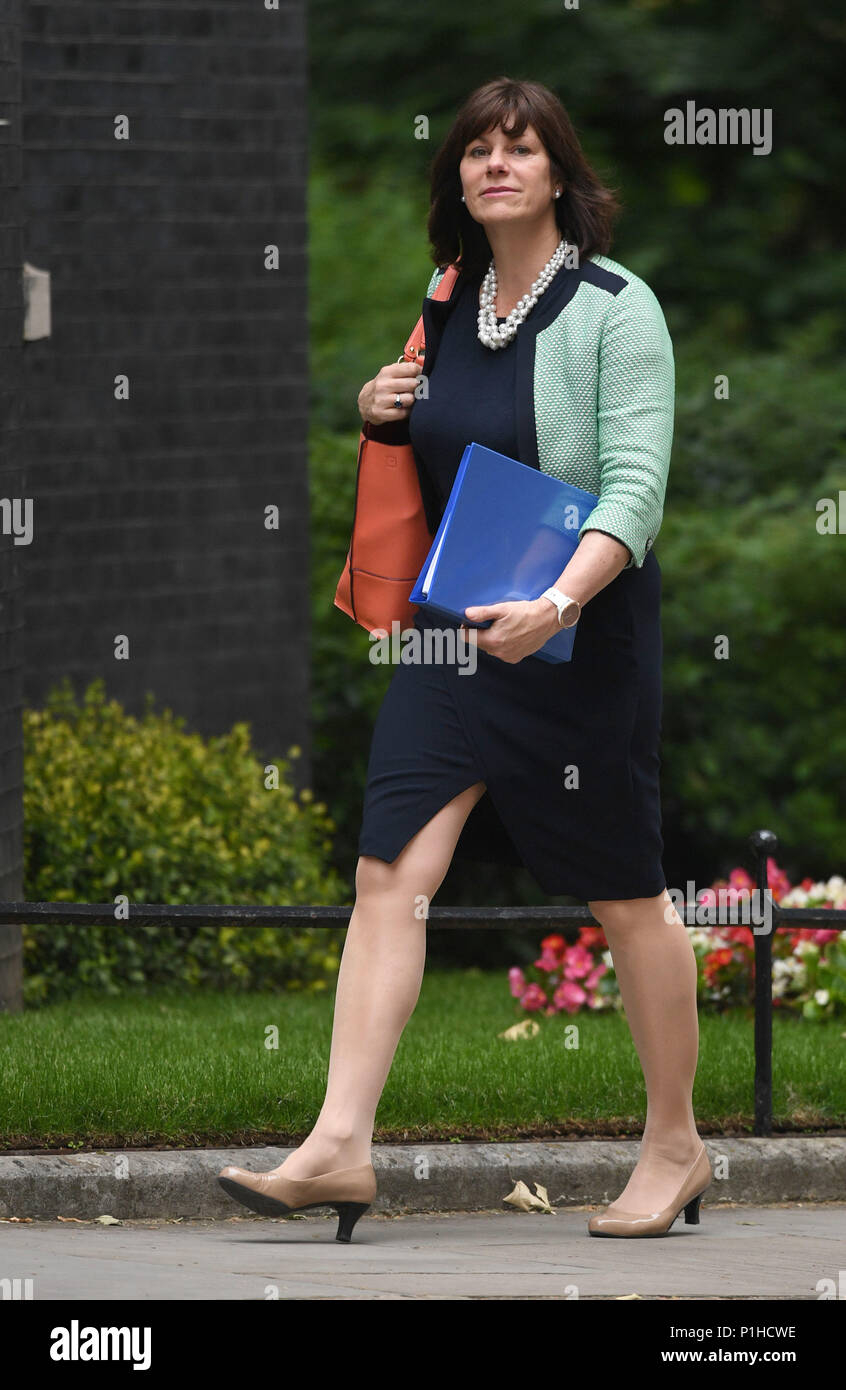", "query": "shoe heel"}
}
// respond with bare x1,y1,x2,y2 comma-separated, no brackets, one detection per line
684,1192,703,1225
334,1202,370,1243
